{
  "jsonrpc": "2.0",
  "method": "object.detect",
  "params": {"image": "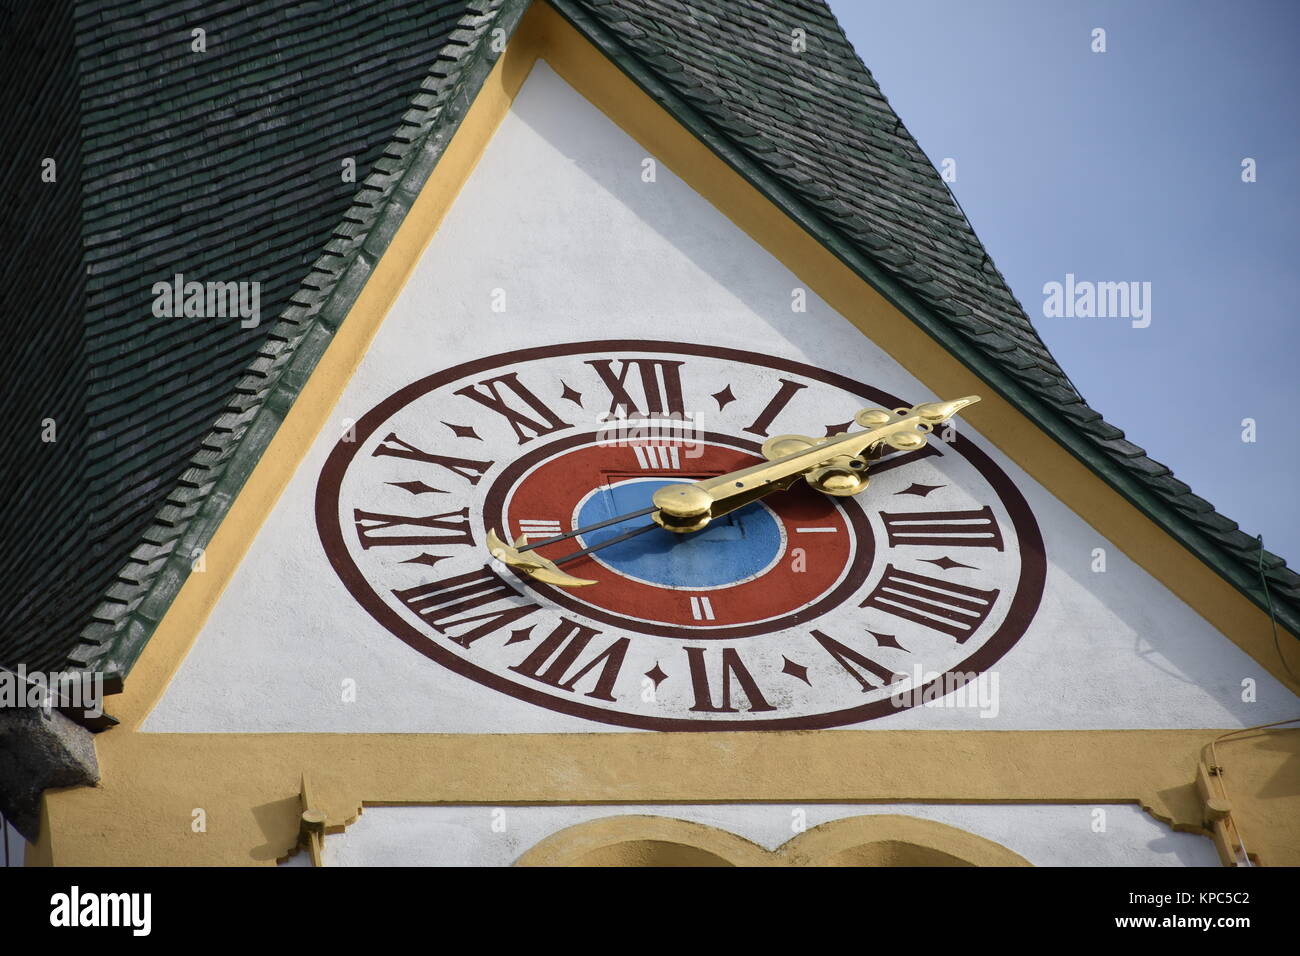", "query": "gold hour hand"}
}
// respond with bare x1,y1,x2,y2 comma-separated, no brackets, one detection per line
486,508,663,588
486,529,599,587
651,395,979,533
